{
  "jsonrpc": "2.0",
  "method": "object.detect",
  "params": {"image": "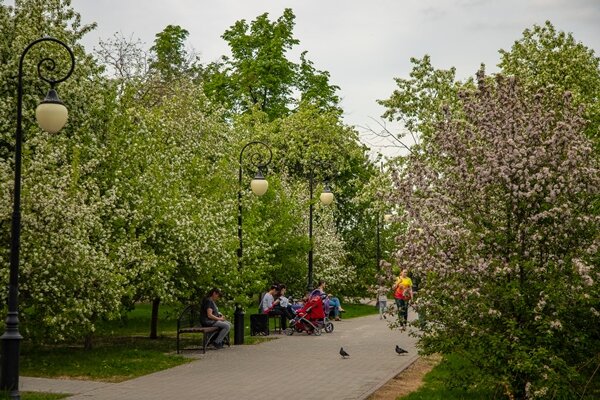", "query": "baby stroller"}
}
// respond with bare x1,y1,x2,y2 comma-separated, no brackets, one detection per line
285,295,334,336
